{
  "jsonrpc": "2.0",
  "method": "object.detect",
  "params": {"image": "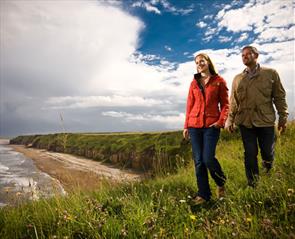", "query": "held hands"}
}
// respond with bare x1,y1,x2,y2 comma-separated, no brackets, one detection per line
225,124,235,133
224,119,235,133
